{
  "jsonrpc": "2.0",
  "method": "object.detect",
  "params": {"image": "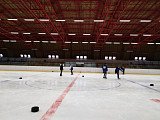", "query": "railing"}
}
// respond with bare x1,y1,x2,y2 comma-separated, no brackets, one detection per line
0,57,160,69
